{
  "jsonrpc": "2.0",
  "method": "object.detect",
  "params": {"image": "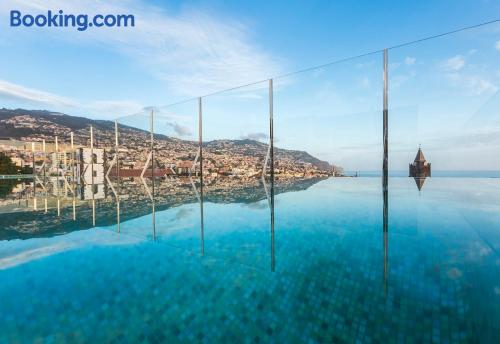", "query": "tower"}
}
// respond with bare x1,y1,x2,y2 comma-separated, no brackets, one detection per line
409,147,431,177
